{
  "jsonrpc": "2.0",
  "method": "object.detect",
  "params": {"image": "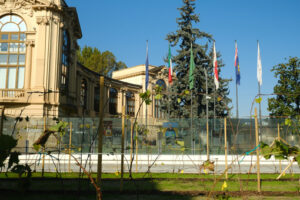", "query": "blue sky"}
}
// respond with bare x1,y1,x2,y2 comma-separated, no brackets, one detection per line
66,0,300,118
